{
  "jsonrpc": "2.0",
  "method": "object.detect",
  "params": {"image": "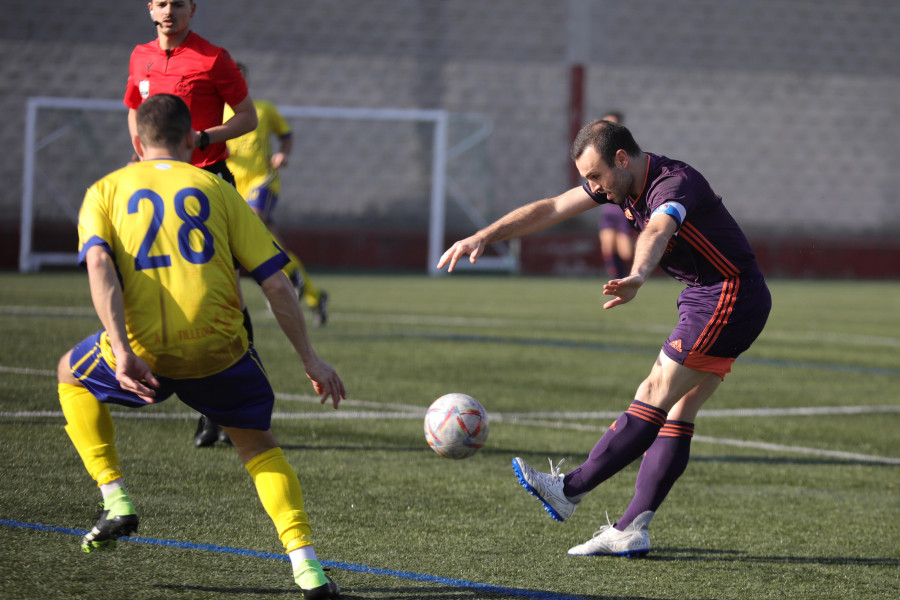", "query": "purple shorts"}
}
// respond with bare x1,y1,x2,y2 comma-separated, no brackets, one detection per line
68,331,276,430
246,185,279,221
598,204,633,234
662,271,771,378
